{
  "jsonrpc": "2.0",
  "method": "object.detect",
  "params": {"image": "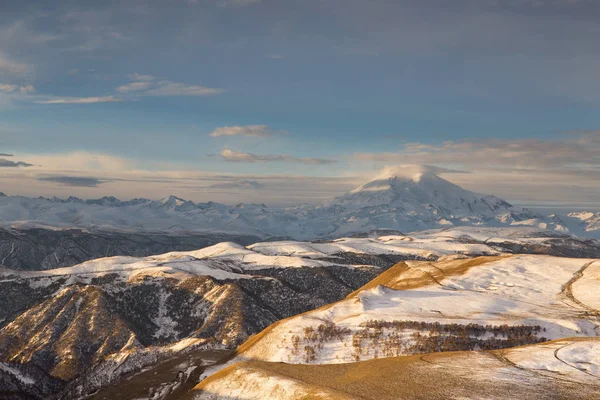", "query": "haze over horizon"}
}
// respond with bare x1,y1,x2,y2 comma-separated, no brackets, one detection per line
2,0,600,207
